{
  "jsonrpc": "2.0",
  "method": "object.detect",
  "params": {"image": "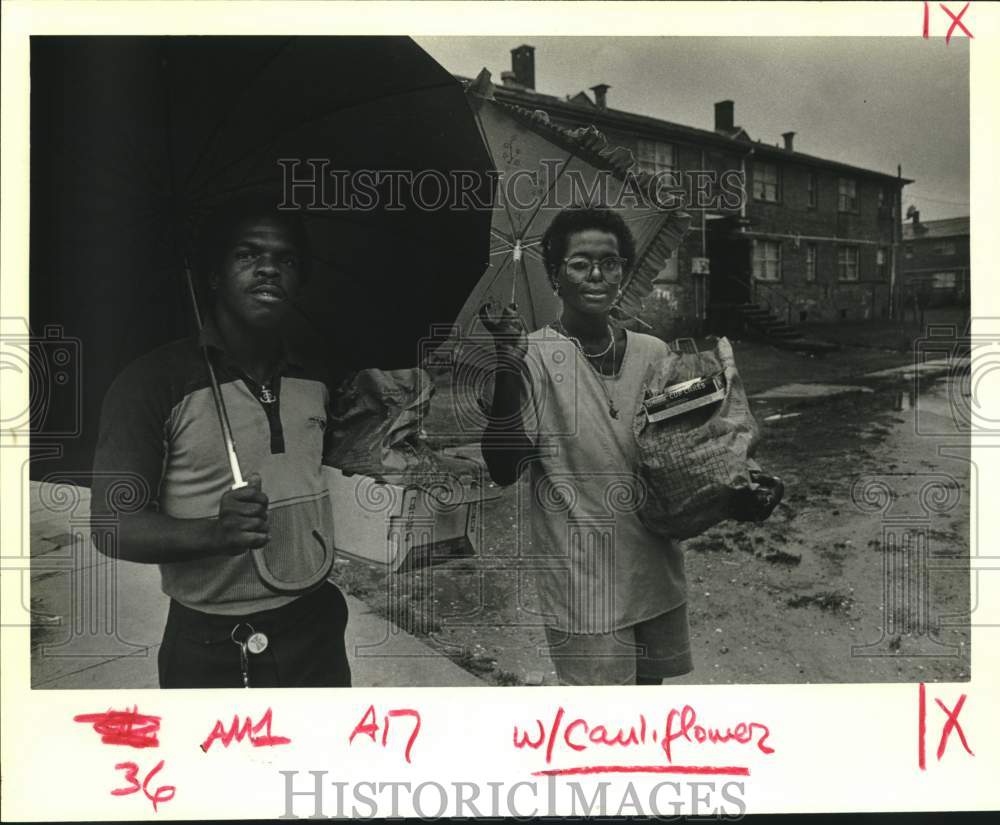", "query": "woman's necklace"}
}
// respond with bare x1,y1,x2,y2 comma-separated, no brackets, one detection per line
553,320,615,360
553,321,620,419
